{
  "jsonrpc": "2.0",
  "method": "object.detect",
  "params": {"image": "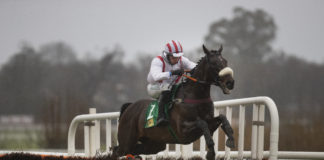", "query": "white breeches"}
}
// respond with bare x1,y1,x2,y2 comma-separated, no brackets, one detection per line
147,83,170,99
